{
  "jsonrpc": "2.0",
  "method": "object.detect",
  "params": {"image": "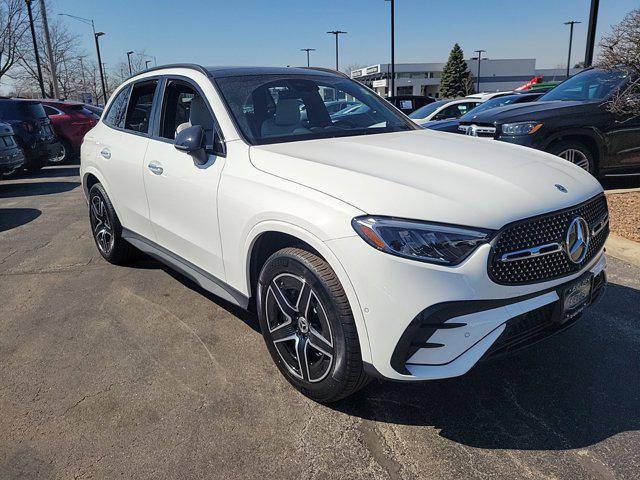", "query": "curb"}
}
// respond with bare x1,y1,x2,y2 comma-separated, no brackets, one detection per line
606,234,640,268
605,187,640,195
